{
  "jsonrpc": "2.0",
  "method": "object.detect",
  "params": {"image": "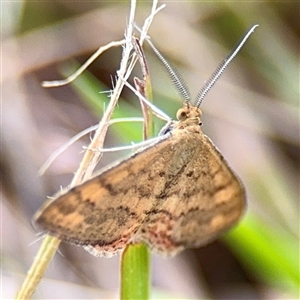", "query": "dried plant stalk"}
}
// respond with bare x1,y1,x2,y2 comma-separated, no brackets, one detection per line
15,1,164,299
